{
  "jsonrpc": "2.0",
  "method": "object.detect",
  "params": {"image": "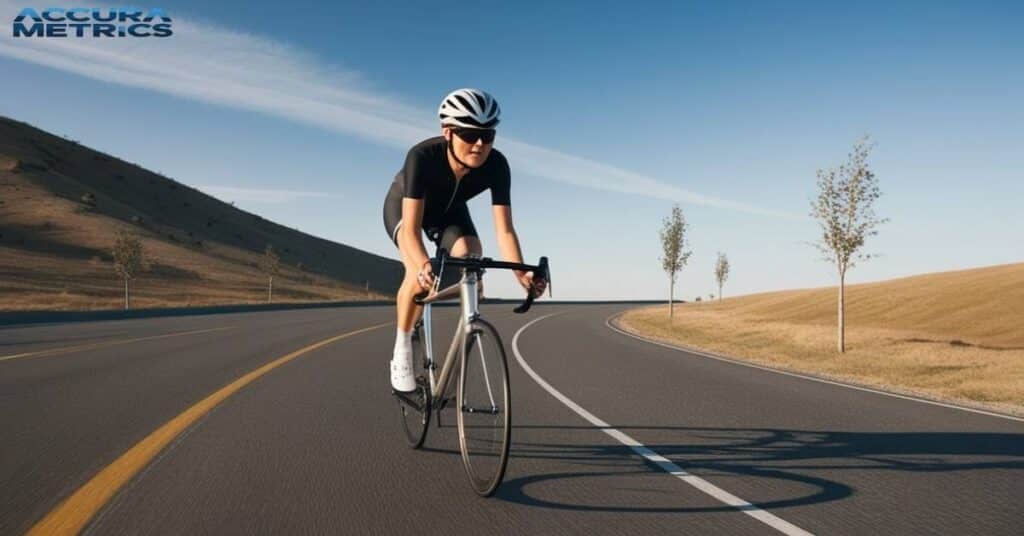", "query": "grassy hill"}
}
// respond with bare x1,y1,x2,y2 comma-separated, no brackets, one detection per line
619,263,1024,415
0,115,402,311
